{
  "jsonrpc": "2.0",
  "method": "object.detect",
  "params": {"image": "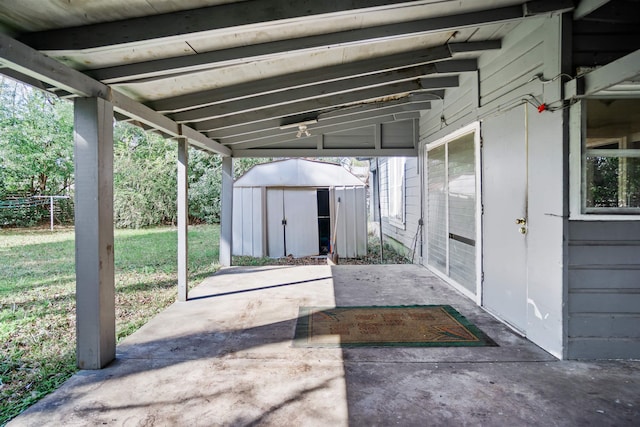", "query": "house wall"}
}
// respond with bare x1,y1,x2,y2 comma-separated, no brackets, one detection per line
567,221,640,359
232,187,265,257
377,14,639,359
563,16,640,360
379,156,422,260
381,15,567,358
